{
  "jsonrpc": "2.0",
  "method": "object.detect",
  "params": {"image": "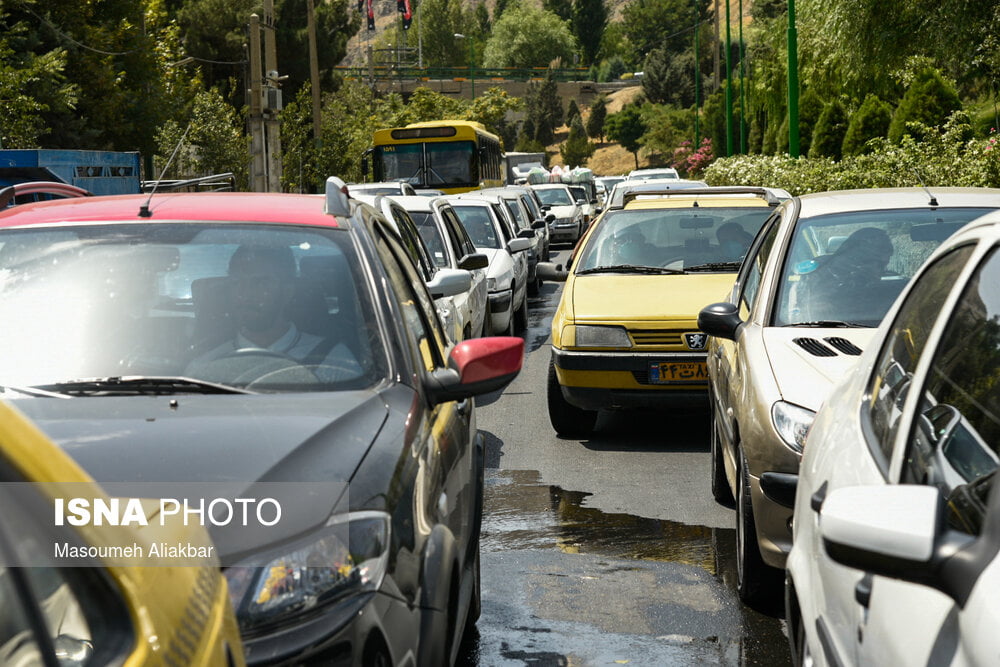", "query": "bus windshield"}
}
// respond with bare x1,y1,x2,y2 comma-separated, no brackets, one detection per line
375,141,476,188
